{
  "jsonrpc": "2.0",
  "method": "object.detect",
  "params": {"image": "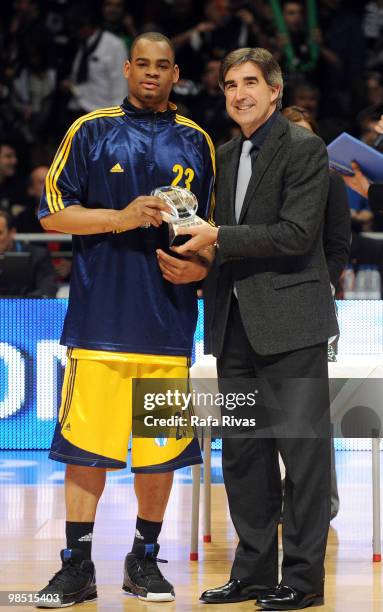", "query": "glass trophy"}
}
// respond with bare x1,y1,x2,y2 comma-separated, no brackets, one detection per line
151,185,205,246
